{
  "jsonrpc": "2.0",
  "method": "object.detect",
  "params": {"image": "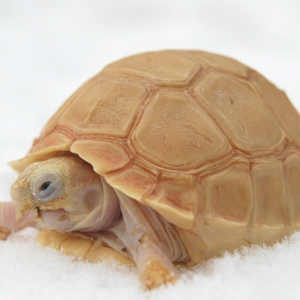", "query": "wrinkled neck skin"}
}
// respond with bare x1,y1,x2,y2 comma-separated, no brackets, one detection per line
70,177,121,232
11,156,188,287
96,188,189,287
40,174,188,264
38,174,188,284
109,190,188,263
70,178,189,285
40,177,121,232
